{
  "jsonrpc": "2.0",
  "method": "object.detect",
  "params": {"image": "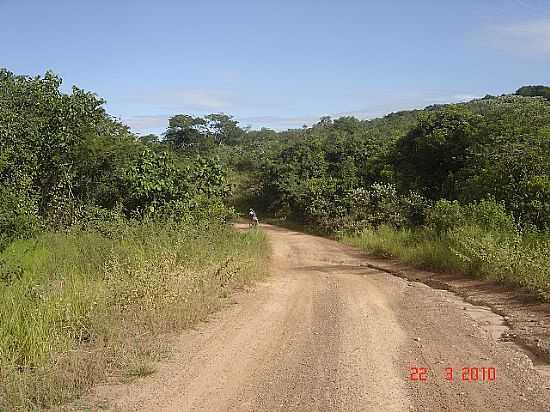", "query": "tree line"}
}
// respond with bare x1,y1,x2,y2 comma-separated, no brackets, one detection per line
234,91,550,234
3,68,550,248
0,69,236,248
